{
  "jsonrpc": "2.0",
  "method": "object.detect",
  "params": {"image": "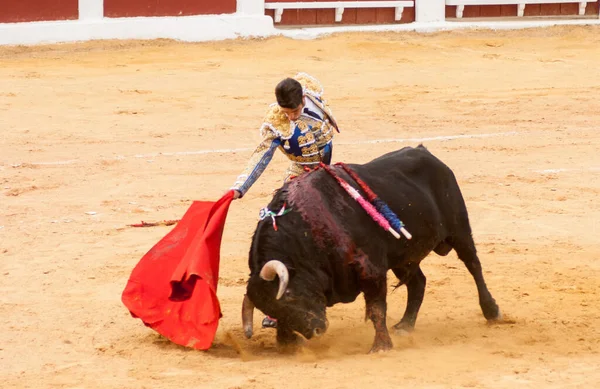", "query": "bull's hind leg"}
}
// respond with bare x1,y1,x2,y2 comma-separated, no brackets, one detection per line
391,267,426,332
449,235,501,321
